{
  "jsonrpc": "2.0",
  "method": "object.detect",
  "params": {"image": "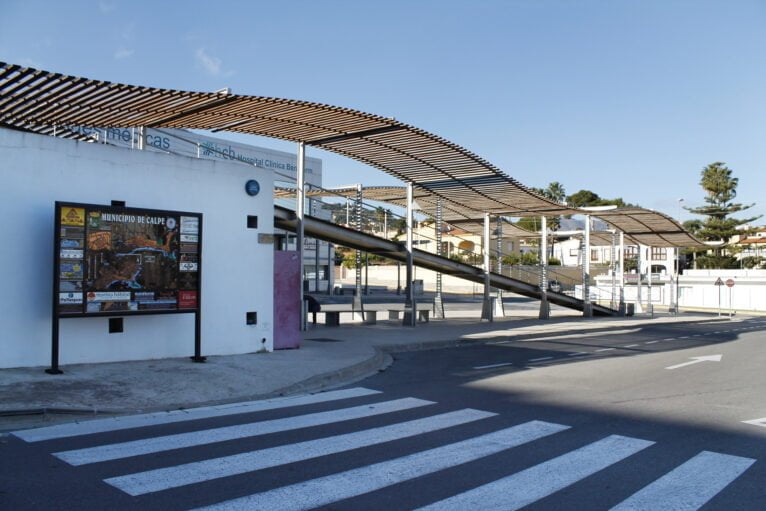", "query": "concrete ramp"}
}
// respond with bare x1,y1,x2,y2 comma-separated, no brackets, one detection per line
274,206,618,316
